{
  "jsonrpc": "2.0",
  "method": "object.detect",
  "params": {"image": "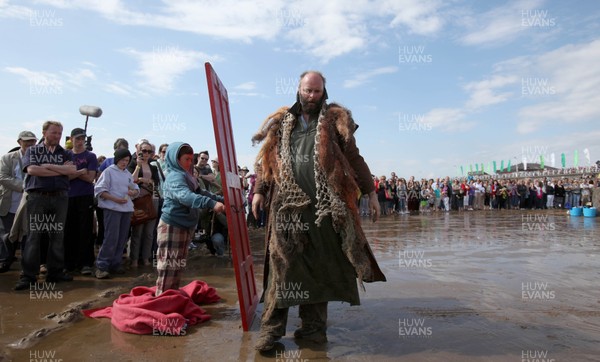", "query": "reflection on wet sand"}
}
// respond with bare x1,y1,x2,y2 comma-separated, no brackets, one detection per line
1,209,598,361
